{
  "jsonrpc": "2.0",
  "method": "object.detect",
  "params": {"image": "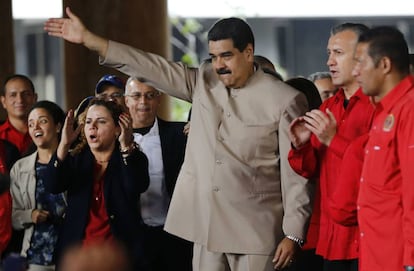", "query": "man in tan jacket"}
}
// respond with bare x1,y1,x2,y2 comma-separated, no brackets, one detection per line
45,8,313,271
